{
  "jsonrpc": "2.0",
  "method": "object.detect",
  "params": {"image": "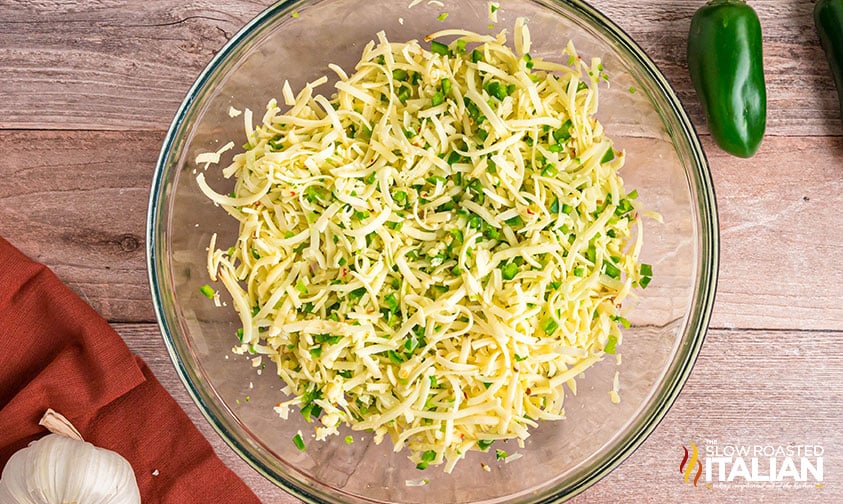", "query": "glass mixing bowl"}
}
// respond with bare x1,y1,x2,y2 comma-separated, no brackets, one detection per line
147,0,718,502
